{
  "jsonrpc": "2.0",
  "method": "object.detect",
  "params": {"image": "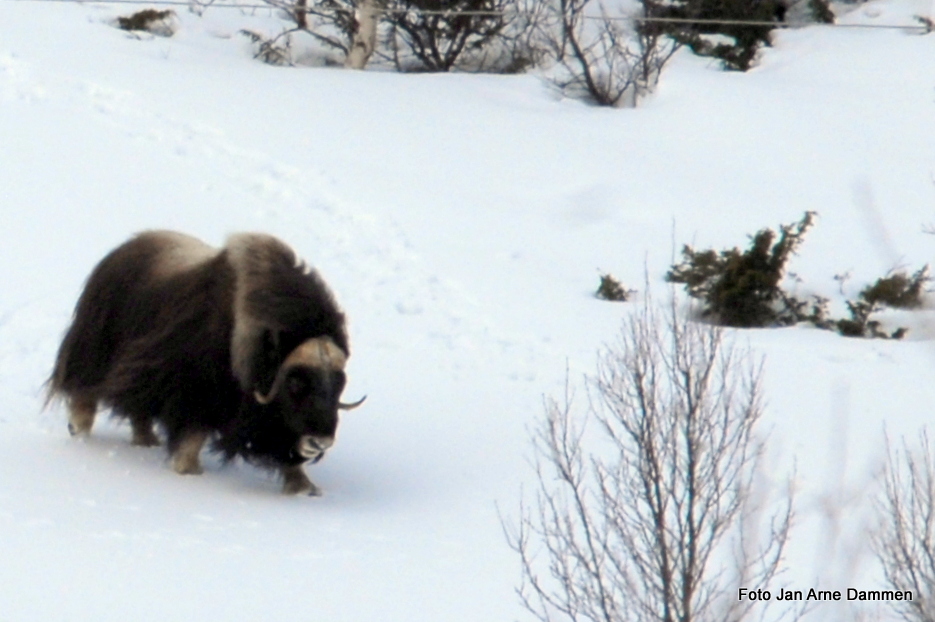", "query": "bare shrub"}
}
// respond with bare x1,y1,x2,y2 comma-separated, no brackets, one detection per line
469,0,553,73
503,297,793,622
872,430,935,622
251,0,541,71
382,0,545,72
543,0,681,106
240,28,295,65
